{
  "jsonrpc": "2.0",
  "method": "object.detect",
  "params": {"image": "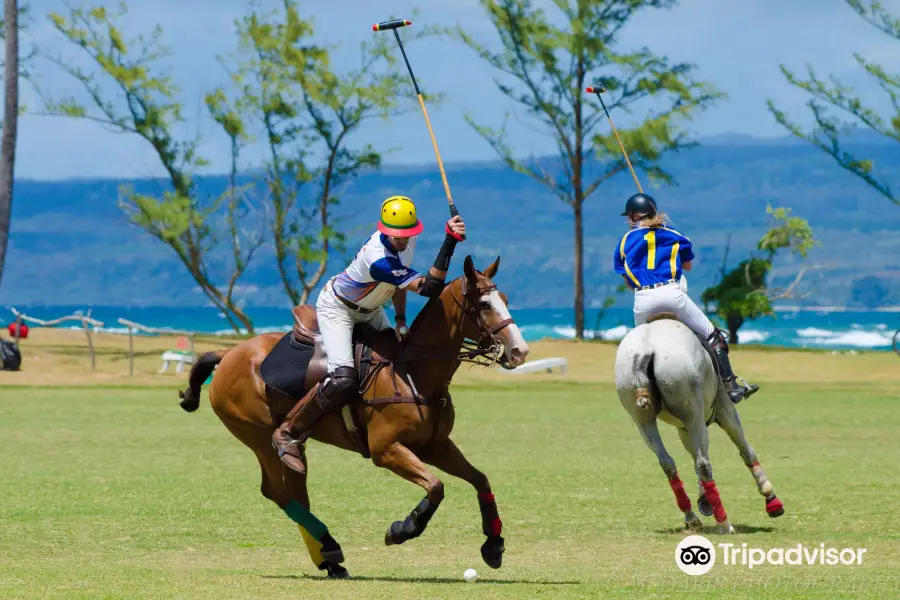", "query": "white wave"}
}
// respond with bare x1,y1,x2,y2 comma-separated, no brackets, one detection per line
798,331,893,348
737,329,770,343
595,325,631,340
796,327,836,338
